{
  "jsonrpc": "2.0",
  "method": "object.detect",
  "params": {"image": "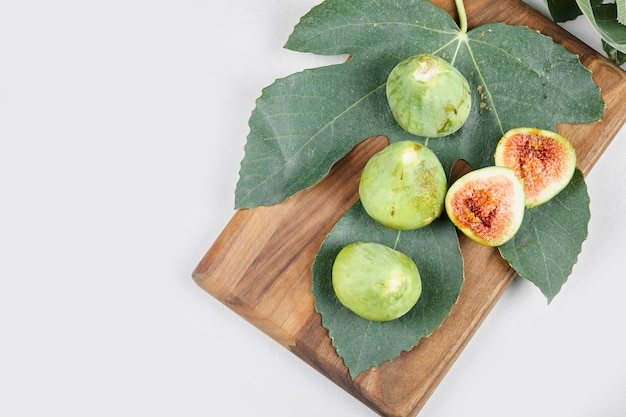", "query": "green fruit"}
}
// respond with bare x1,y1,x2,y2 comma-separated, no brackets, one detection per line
445,166,525,247
386,54,471,137
494,127,577,208
359,141,447,230
332,242,422,322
